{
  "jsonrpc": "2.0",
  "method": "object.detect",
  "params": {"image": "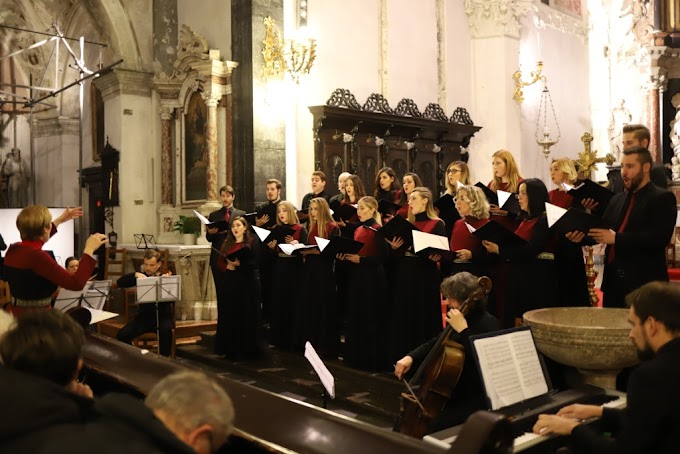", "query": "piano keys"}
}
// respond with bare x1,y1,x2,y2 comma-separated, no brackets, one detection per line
424,384,626,453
